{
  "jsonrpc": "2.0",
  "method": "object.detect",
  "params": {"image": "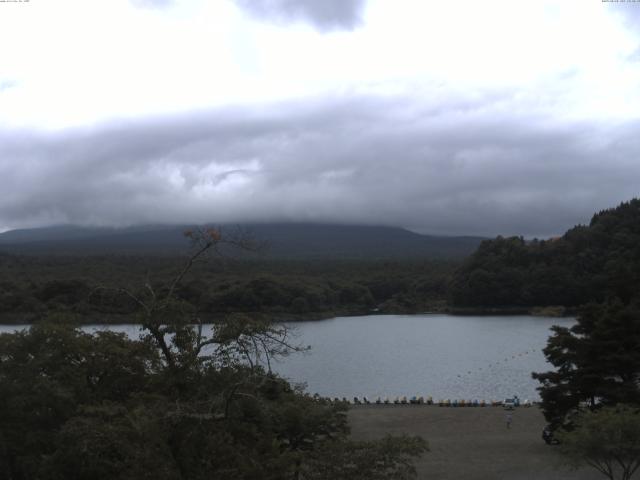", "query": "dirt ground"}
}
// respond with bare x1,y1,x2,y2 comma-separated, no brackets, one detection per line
348,405,602,480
